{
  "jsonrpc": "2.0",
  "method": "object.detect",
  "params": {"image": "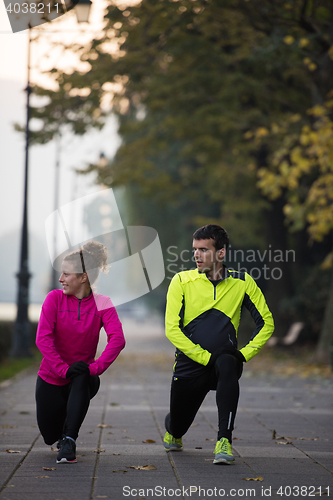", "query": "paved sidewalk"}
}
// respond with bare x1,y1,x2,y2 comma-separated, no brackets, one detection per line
0,317,332,500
